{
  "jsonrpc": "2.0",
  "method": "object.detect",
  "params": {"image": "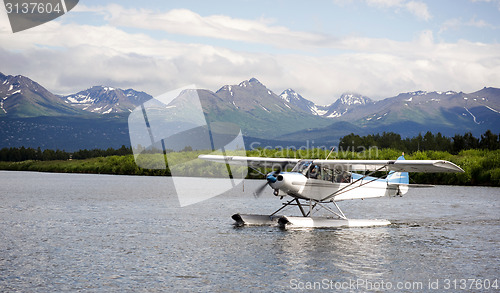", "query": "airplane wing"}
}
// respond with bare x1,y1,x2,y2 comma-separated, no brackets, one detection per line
312,159,464,173
199,155,463,173
198,155,301,168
